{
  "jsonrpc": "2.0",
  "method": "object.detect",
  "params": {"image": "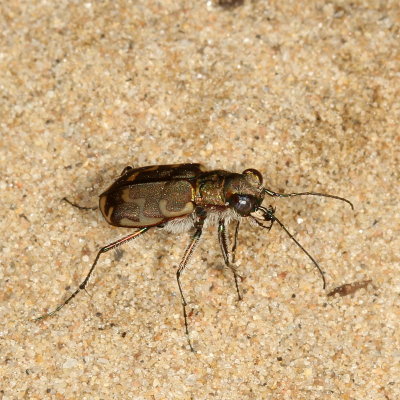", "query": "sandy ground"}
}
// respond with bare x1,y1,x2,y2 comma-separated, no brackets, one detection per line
1,1,399,399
